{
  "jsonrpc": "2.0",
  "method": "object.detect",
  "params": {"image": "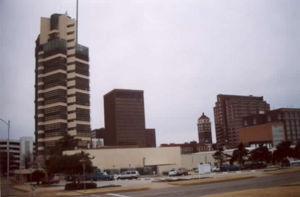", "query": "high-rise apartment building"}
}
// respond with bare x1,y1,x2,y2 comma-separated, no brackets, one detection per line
197,113,212,144
35,14,90,155
104,89,156,147
214,94,270,148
